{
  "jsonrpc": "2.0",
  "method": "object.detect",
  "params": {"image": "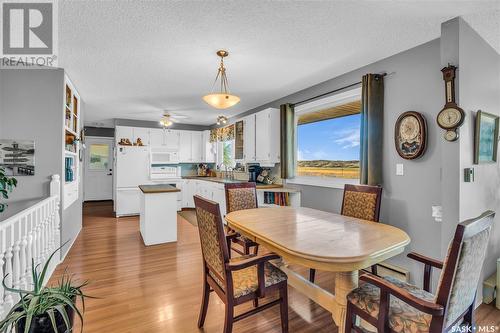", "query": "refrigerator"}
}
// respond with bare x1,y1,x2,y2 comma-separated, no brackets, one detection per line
115,146,150,216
